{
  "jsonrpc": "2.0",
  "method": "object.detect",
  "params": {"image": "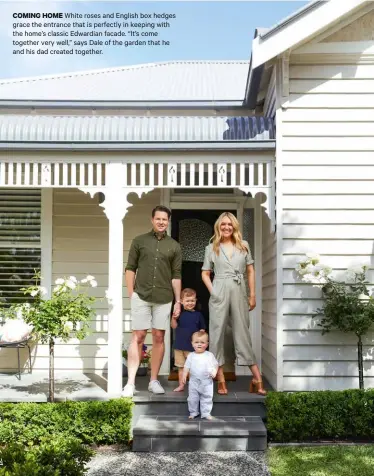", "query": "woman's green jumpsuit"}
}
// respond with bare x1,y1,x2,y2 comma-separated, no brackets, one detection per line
202,241,256,367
